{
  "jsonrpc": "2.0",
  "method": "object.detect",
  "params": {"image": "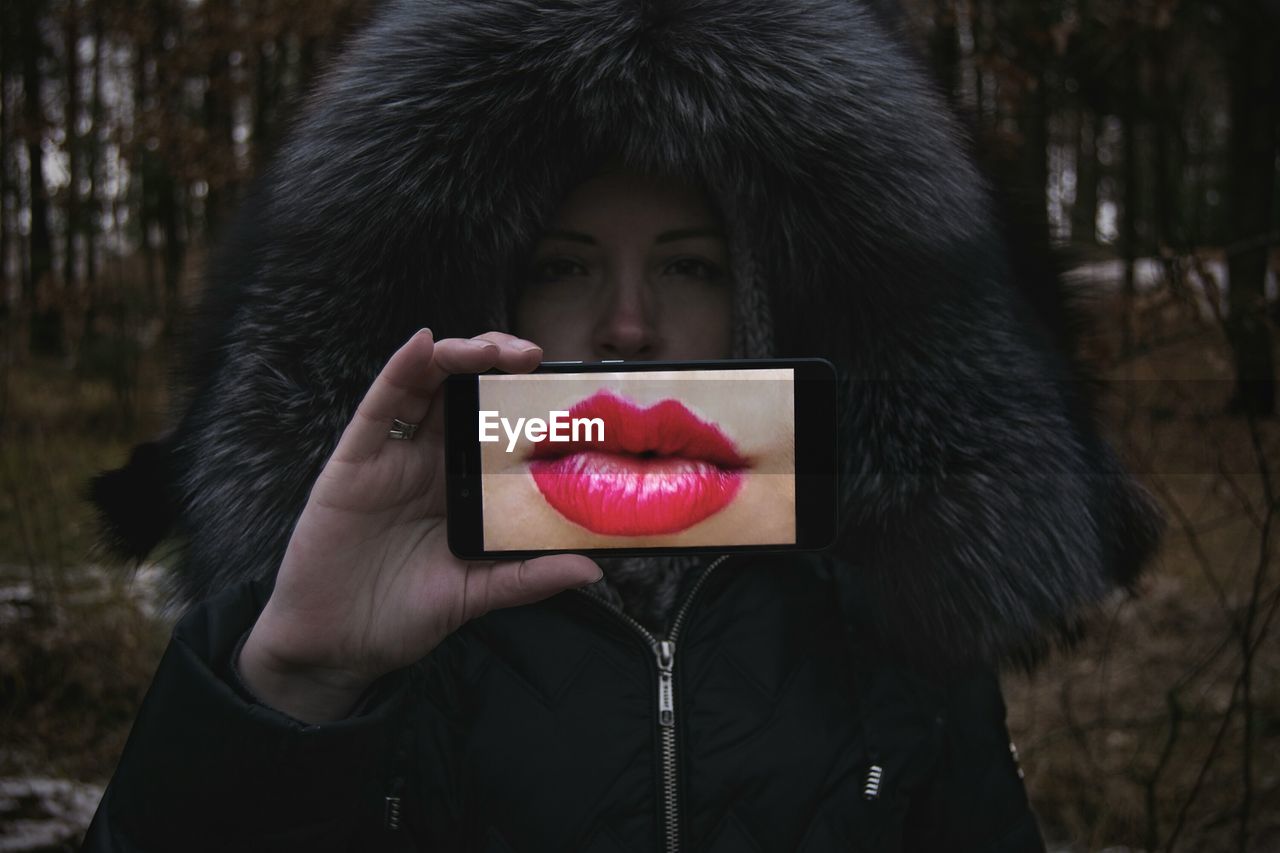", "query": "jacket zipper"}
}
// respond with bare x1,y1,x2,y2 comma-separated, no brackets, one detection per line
574,554,731,853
